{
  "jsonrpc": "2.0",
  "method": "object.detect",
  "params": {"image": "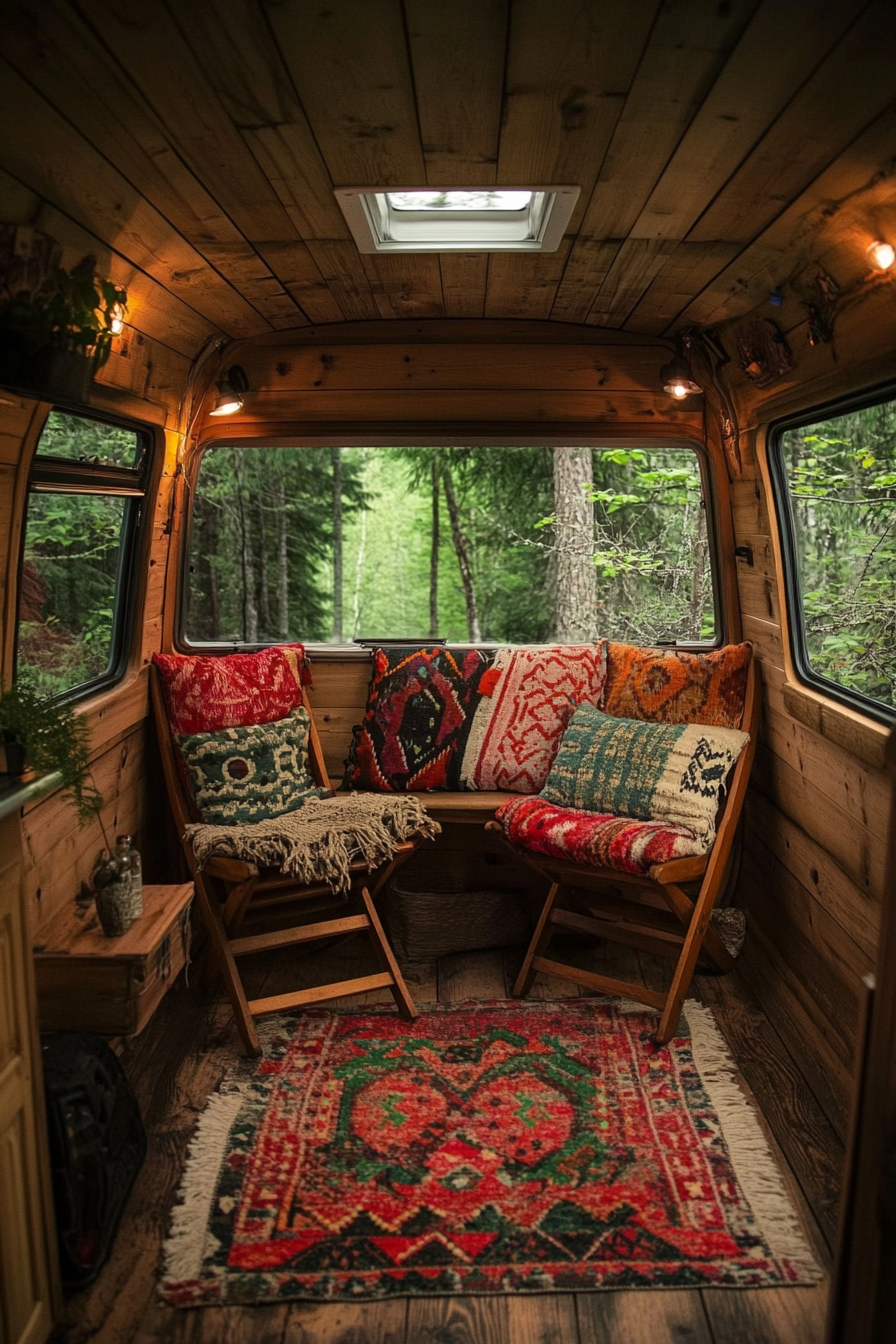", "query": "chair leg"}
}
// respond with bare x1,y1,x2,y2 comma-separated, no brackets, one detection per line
191,870,262,1057
655,882,722,1045
361,886,418,1022
513,882,562,998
